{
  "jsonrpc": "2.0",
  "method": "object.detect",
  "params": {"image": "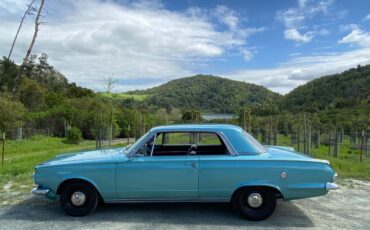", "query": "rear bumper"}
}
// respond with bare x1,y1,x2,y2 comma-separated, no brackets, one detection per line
325,182,339,191
32,186,50,195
